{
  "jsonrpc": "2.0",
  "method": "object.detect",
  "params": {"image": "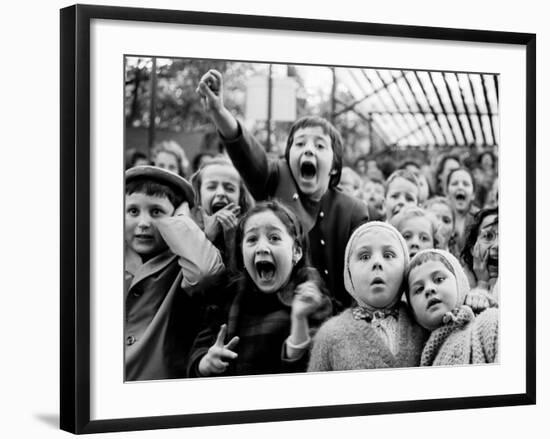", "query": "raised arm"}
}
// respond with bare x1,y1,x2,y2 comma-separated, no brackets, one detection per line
197,69,277,201
156,212,224,288
196,69,239,139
